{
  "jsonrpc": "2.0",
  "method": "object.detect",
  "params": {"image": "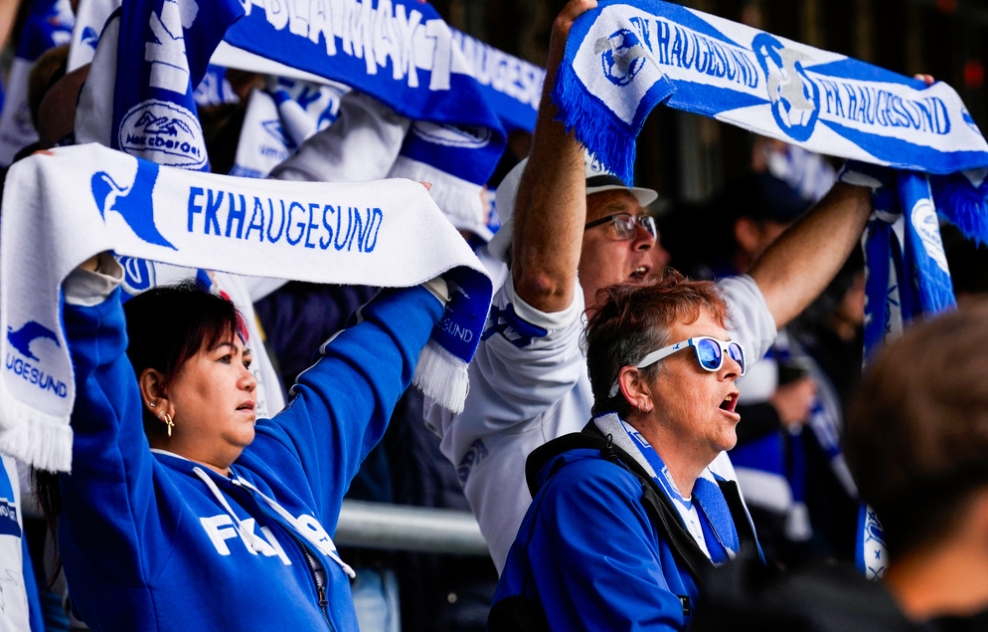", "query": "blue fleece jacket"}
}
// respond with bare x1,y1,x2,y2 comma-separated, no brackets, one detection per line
59,284,442,632
492,449,705,632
